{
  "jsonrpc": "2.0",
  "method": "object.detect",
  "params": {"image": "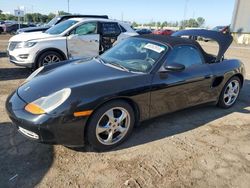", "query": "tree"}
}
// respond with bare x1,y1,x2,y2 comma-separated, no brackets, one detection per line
5,14,17,21
41,15,48,23
161,21,168,28
25,13,33,22
188,18,198,27
156,21,161,28
47,13,56,22
58,11,70,15
132,22,138,28
197,17,205,27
